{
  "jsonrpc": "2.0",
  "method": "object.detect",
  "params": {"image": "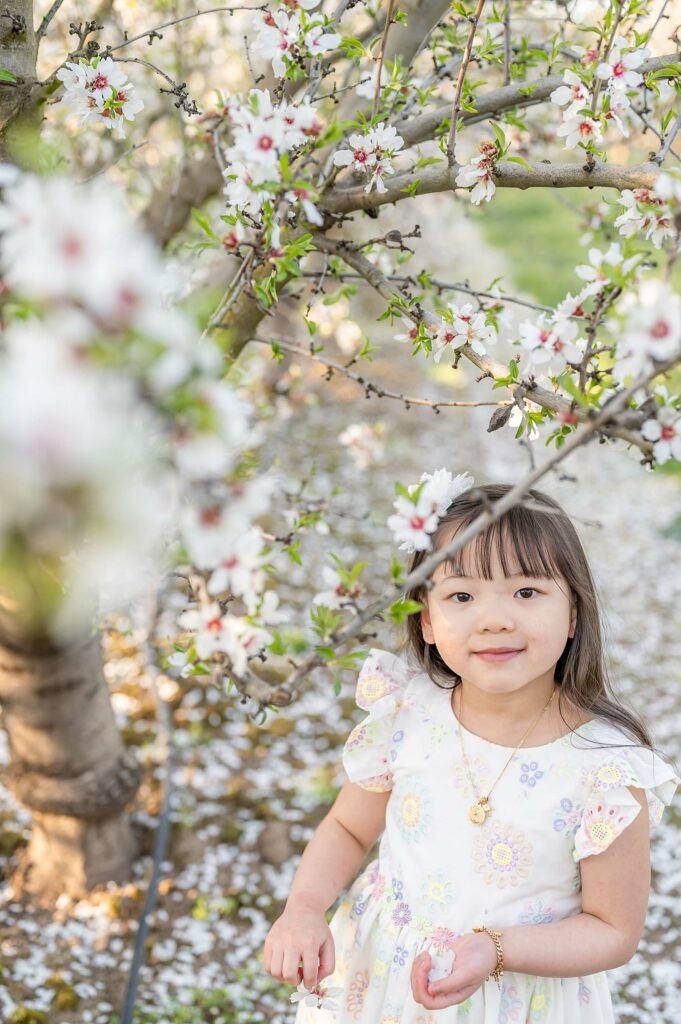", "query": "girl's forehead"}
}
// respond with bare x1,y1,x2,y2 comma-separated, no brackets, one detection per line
430,528,561,582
